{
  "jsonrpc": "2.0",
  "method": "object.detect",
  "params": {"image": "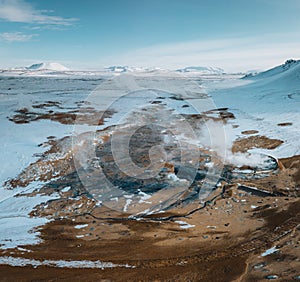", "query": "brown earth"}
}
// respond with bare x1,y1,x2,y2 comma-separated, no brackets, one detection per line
241,130,259,135
277,122,293,127
9,106,114,125
0,189,299,281
1,106,299,281
280,155,300,189
232,135,284,153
